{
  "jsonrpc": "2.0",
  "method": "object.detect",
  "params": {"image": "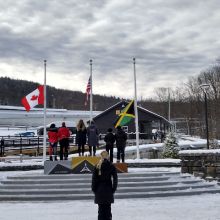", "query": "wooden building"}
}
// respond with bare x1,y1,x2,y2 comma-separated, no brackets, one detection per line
93,101,170,139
